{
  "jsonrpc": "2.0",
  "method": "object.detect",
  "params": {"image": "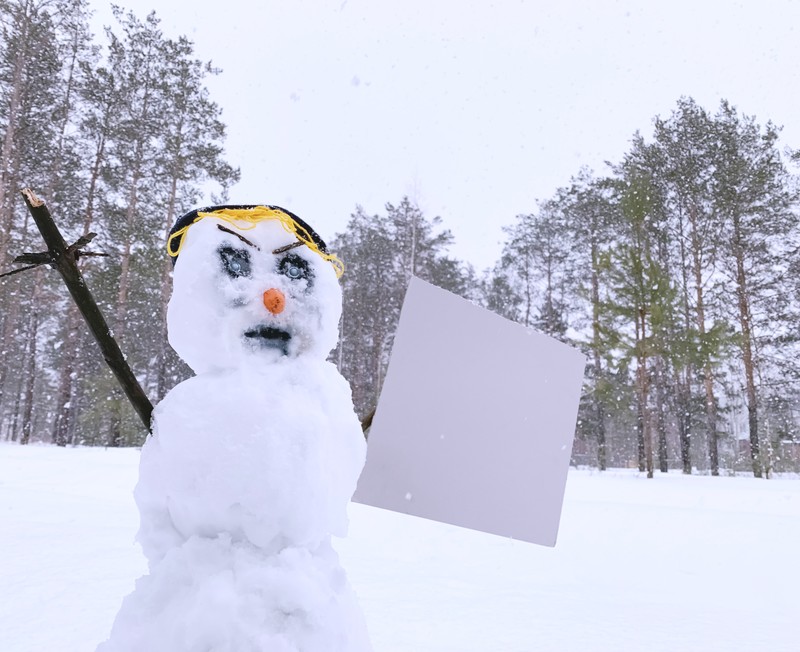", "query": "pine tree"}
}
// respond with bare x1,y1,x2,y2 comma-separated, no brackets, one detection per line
151,34,239,402
710,100,798,477
0,0,71,440
490,203,572,337
332,198,470,418
1,5,238,445
33,0,95,447
600,172,679,477
333,206,399,416
558,170,616,470
50,61,114,444
637,99,729,475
